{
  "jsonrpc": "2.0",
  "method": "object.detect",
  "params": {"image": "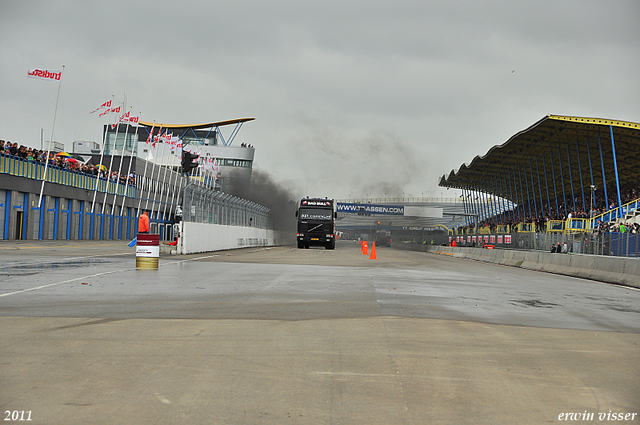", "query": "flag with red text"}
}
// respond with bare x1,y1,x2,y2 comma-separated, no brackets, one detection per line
90,100,112,114
27,68,62,82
